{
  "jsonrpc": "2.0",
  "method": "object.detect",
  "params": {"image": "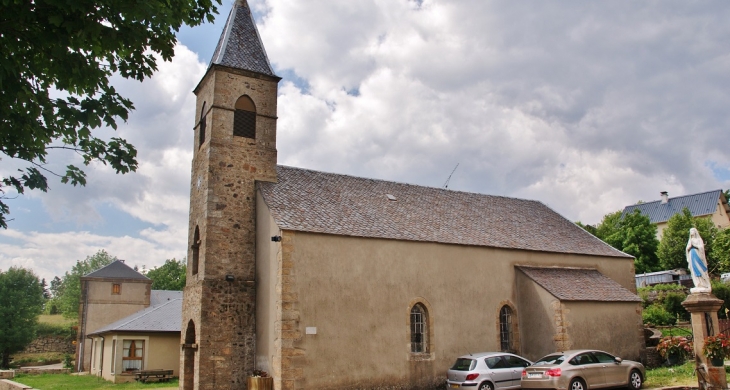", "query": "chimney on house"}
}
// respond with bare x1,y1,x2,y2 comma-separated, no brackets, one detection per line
660,191,669,204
